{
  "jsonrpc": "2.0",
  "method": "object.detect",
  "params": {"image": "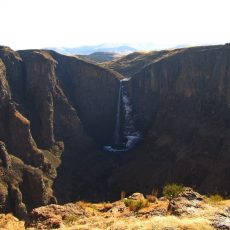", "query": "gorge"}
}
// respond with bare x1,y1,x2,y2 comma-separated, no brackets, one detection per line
1,44,230,219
